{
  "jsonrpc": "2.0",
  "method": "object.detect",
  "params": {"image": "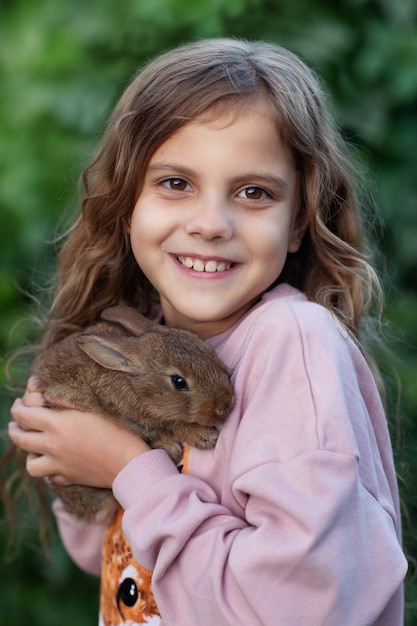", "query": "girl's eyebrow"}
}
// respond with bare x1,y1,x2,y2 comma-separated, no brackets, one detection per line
146,163,194,177
146,162,290,194
240,173,290,195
